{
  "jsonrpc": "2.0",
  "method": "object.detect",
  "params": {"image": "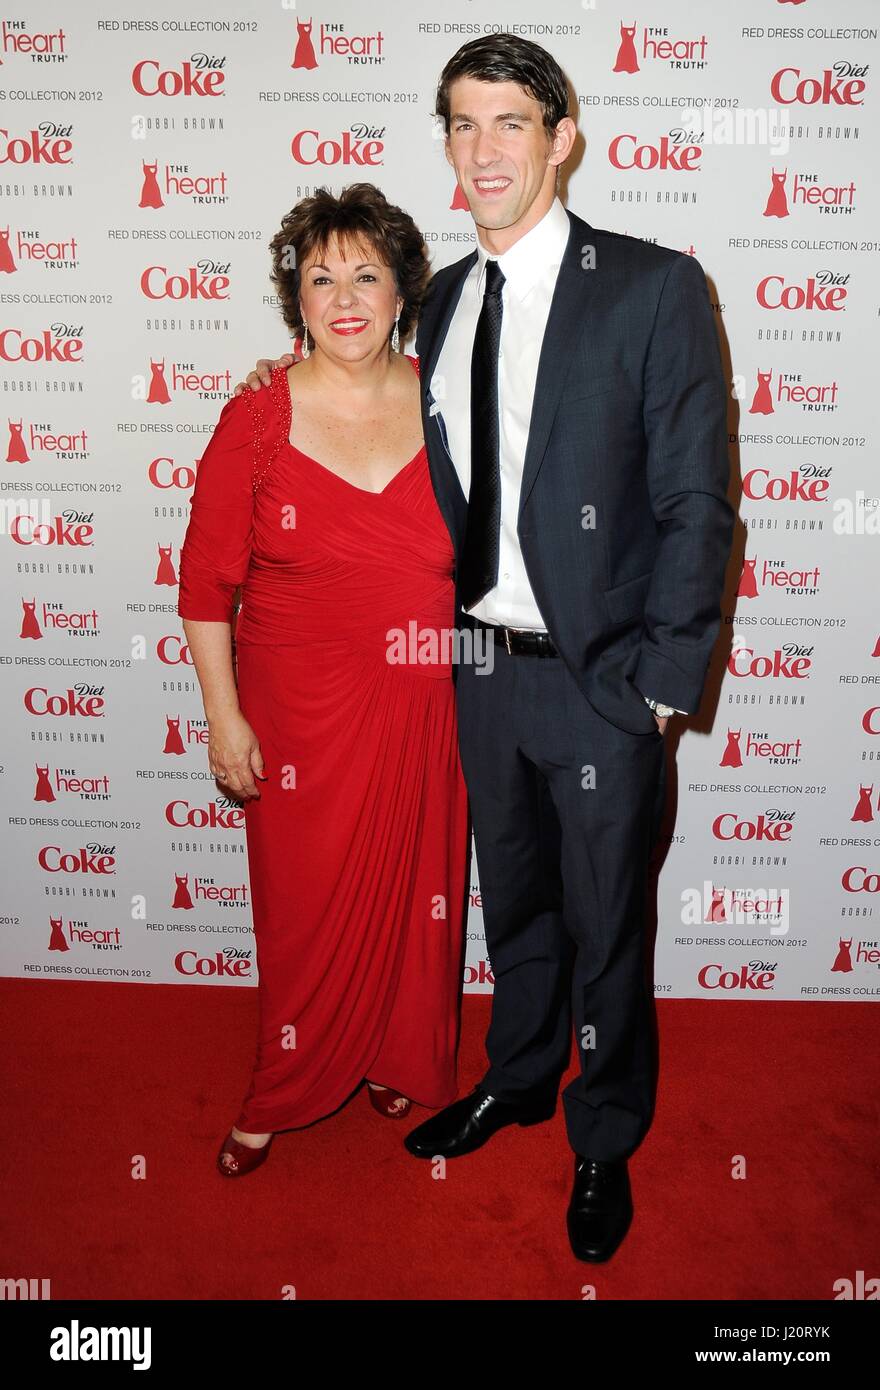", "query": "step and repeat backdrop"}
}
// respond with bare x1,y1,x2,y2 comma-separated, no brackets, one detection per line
2,1,878,1001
